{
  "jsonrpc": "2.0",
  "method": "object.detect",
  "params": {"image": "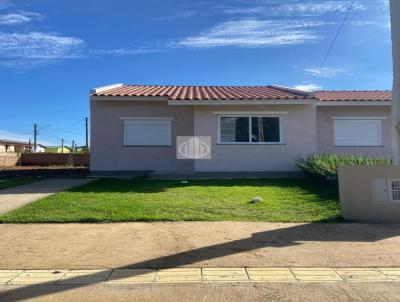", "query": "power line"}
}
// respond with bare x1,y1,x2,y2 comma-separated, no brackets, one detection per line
319,0,356,70
51,118,85,131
